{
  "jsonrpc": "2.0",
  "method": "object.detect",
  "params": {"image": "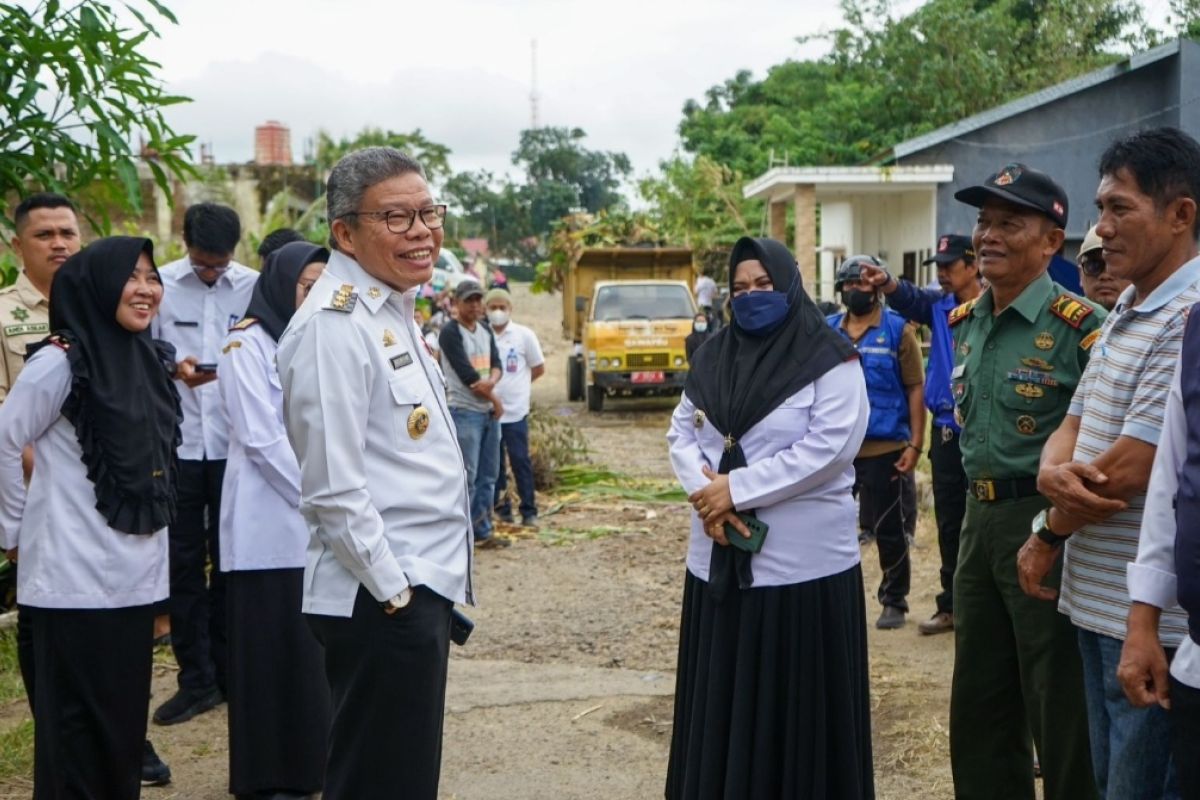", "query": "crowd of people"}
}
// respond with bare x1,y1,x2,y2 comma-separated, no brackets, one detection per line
3,126,1200,800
